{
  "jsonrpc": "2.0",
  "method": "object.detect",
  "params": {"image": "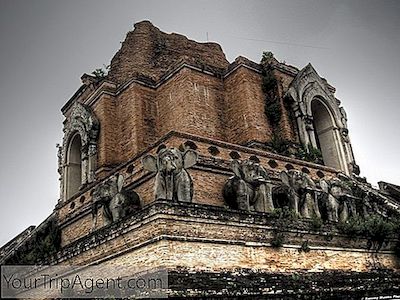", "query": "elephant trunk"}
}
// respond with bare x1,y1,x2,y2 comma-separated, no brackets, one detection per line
160,158,177,200
162,158,177,175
